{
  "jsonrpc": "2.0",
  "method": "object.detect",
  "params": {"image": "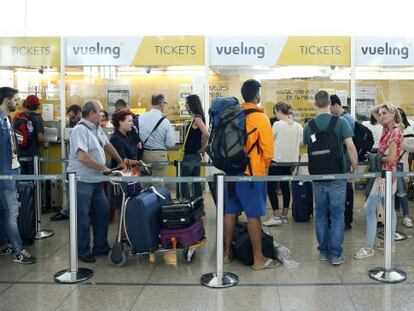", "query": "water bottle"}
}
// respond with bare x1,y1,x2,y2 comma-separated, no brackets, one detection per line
27,120,34,134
